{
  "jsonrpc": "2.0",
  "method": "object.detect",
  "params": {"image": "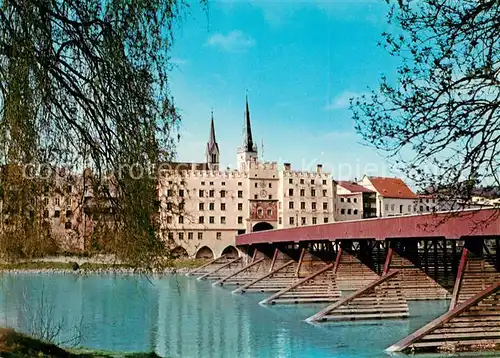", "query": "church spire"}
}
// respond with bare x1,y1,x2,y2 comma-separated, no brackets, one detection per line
243,95,256,152
206,110,219,170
